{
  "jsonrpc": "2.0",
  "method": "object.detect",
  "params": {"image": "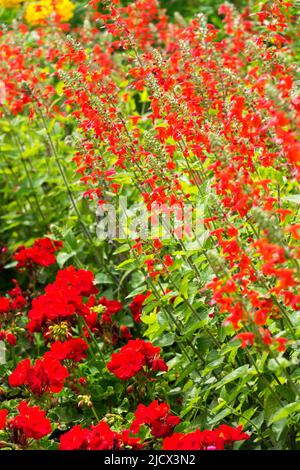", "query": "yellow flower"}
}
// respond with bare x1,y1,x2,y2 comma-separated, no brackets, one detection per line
54,0,75,22
25,0,75,25
0,0,23,7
